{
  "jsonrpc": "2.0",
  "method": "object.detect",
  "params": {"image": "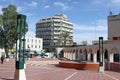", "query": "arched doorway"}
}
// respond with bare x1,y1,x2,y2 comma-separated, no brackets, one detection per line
83,49,87,61
76,49,78,60
97,50,100,62
114,48,120,62
90,53,93,61
59,50,64,58
89,49,93,61
104,49,108,61
79,49,82,61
